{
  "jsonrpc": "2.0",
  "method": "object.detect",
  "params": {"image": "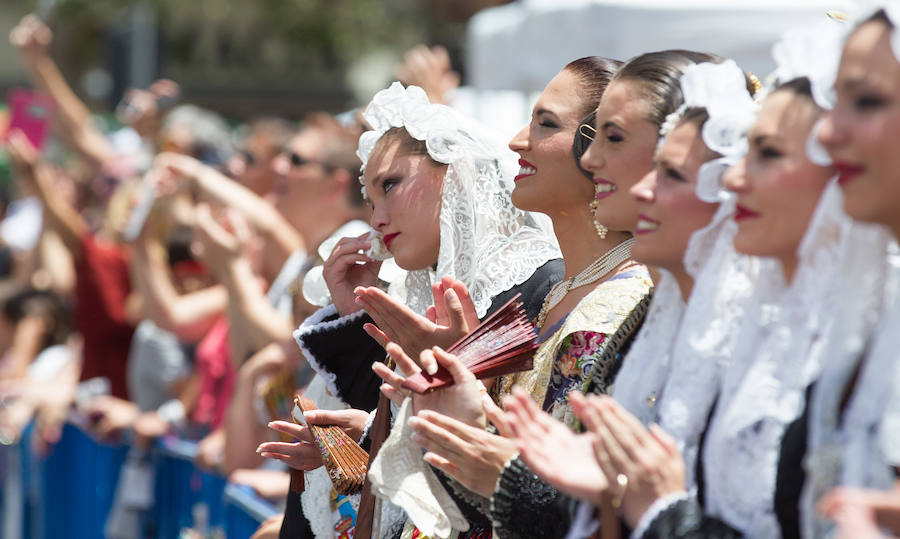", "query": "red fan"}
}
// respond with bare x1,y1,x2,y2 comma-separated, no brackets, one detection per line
401,294,539,394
